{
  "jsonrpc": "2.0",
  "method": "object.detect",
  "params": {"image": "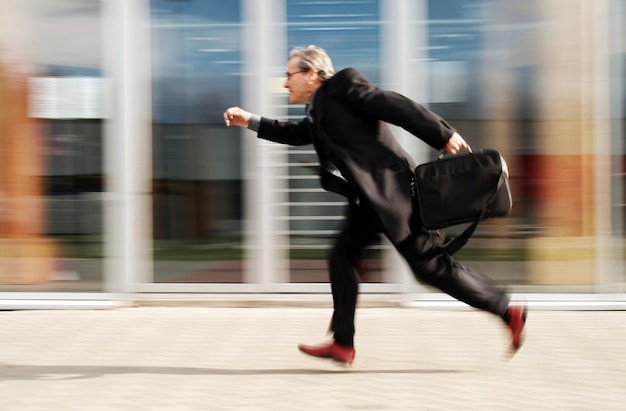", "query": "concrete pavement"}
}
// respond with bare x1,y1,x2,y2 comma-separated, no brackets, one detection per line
1,306,625,410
